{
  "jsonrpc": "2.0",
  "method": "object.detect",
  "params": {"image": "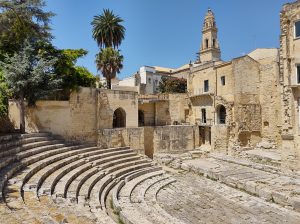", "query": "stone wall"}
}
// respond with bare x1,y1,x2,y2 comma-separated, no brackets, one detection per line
97,125,200,157
98,128,145,154
9,87,139,143
153,125,199,154
279,1,300,171
138,103,155,126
